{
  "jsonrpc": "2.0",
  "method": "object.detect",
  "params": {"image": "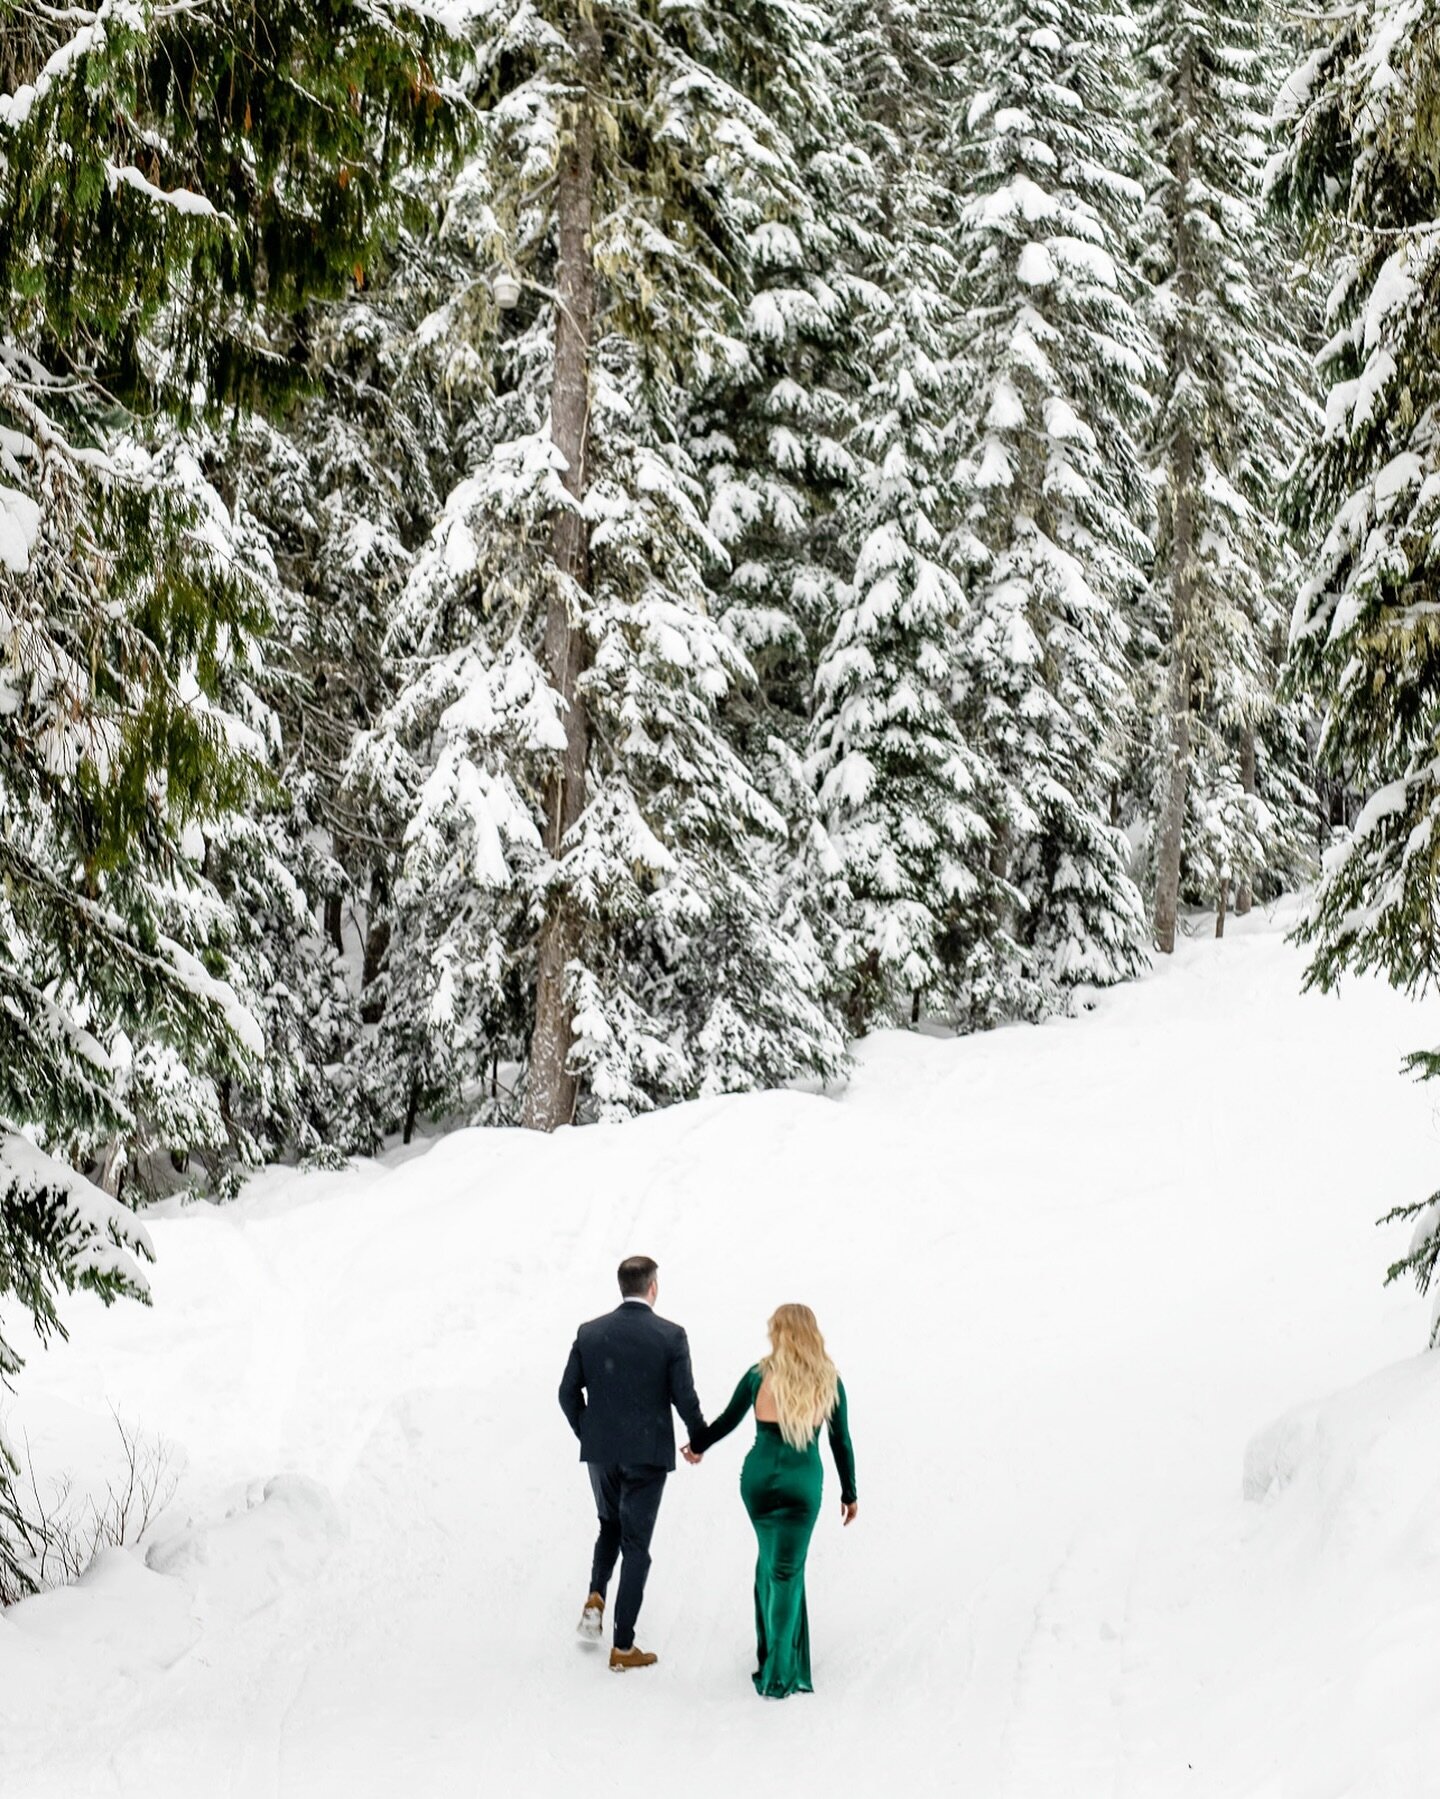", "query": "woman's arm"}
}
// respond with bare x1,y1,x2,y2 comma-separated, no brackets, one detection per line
688,1369,758,1454
827,1378,857,1508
